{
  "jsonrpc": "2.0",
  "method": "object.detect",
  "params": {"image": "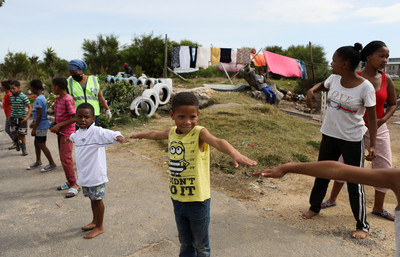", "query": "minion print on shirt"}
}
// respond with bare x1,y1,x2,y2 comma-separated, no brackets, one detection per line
169,141,189,176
